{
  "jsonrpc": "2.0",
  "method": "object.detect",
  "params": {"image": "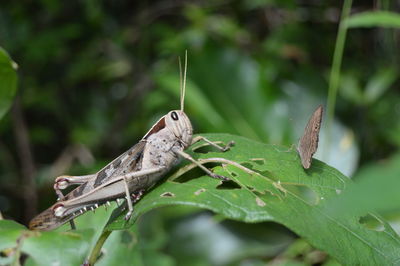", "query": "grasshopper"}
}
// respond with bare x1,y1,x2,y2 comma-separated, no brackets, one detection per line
29,52,234,231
